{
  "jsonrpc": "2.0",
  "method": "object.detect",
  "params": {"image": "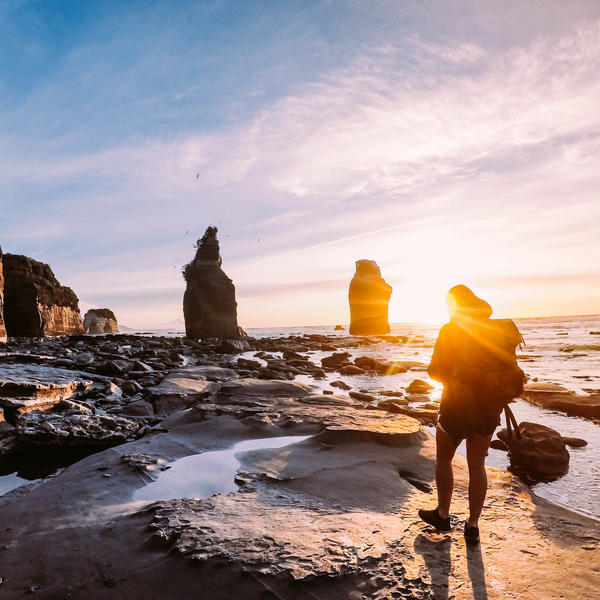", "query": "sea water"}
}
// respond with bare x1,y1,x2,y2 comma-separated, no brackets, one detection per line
244,315,600,519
